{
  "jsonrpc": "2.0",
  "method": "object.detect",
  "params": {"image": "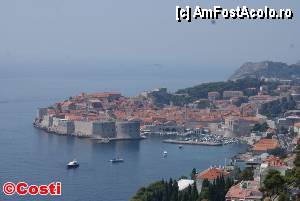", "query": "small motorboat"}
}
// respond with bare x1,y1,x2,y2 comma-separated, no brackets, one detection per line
109,157,124,163
178,145,183,149
67,160,79,169
97,138,110,144
163,151,168,157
